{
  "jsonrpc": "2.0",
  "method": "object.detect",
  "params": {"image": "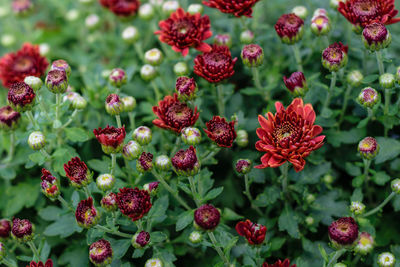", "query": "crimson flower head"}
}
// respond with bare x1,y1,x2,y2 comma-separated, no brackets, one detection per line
263,259,296,267
93,125,126,154
75,197,100,228
175,76,197,101
89,239,113,266
137,152,153,173
274,14,304,44
194,44,237,83
27,259,53,267
7,82,36,112
0,43,49,88
40,168,60,200
99,0,140,17
322,42,348,72
255,98,325,172
101,192,118,212
11,218,33,242
328,217,359,249
132,231,151,248
117,187,152,221
0,219,11,239
236,220,267,245
64,157,93,188
171,146,200,176
155,8,212,57
0,105,21,130
203,0,260,17
283,72,308,97
152,93,199,133
194,204,220,230
204,116,236,148
338,0,400,31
